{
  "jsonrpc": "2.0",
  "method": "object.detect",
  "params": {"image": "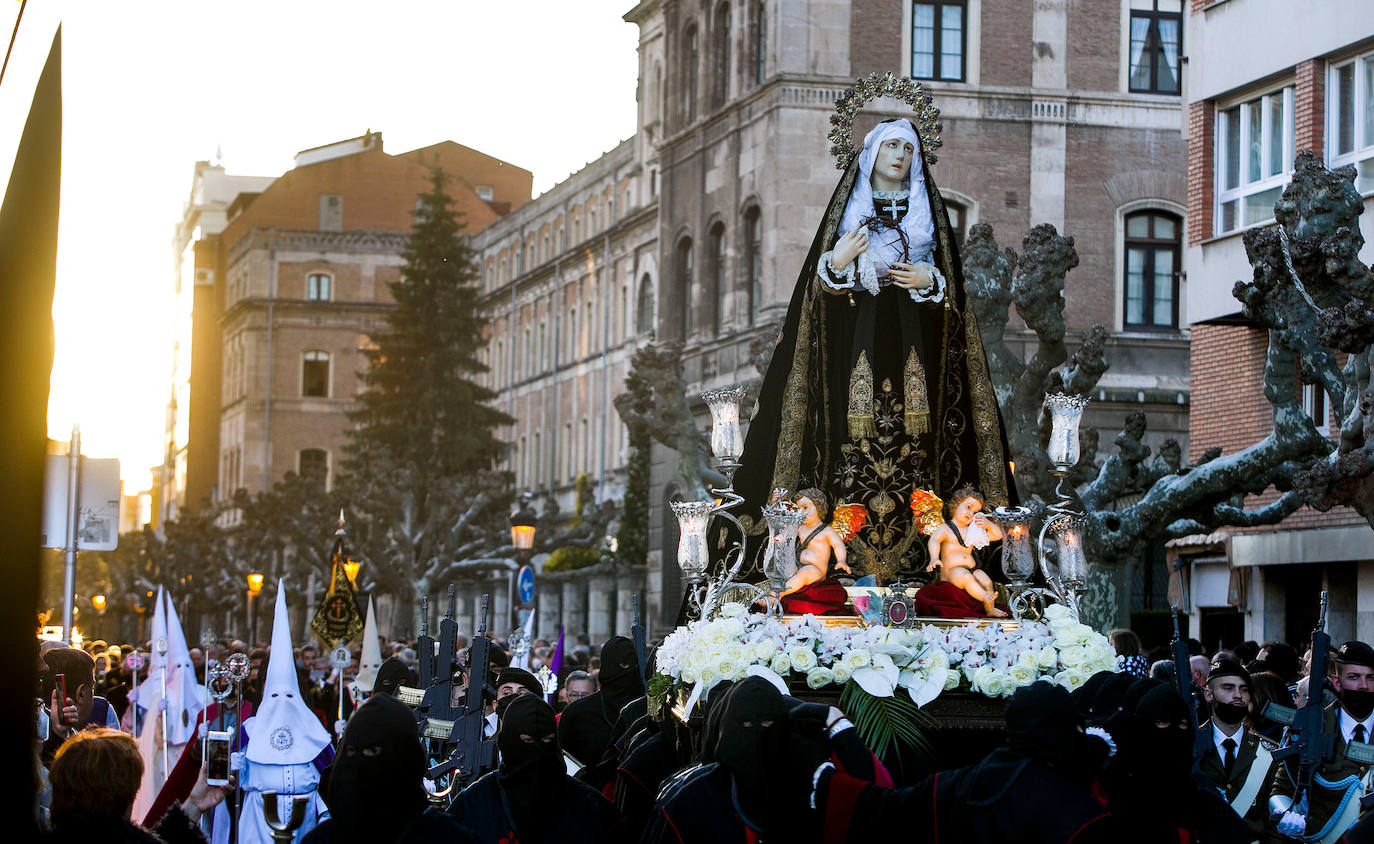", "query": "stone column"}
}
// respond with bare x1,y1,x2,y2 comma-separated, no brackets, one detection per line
615,569,647,640
587,571,616,646
562,579,587,643
490,574,511,641
538,581,563,641
453,586,474,642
